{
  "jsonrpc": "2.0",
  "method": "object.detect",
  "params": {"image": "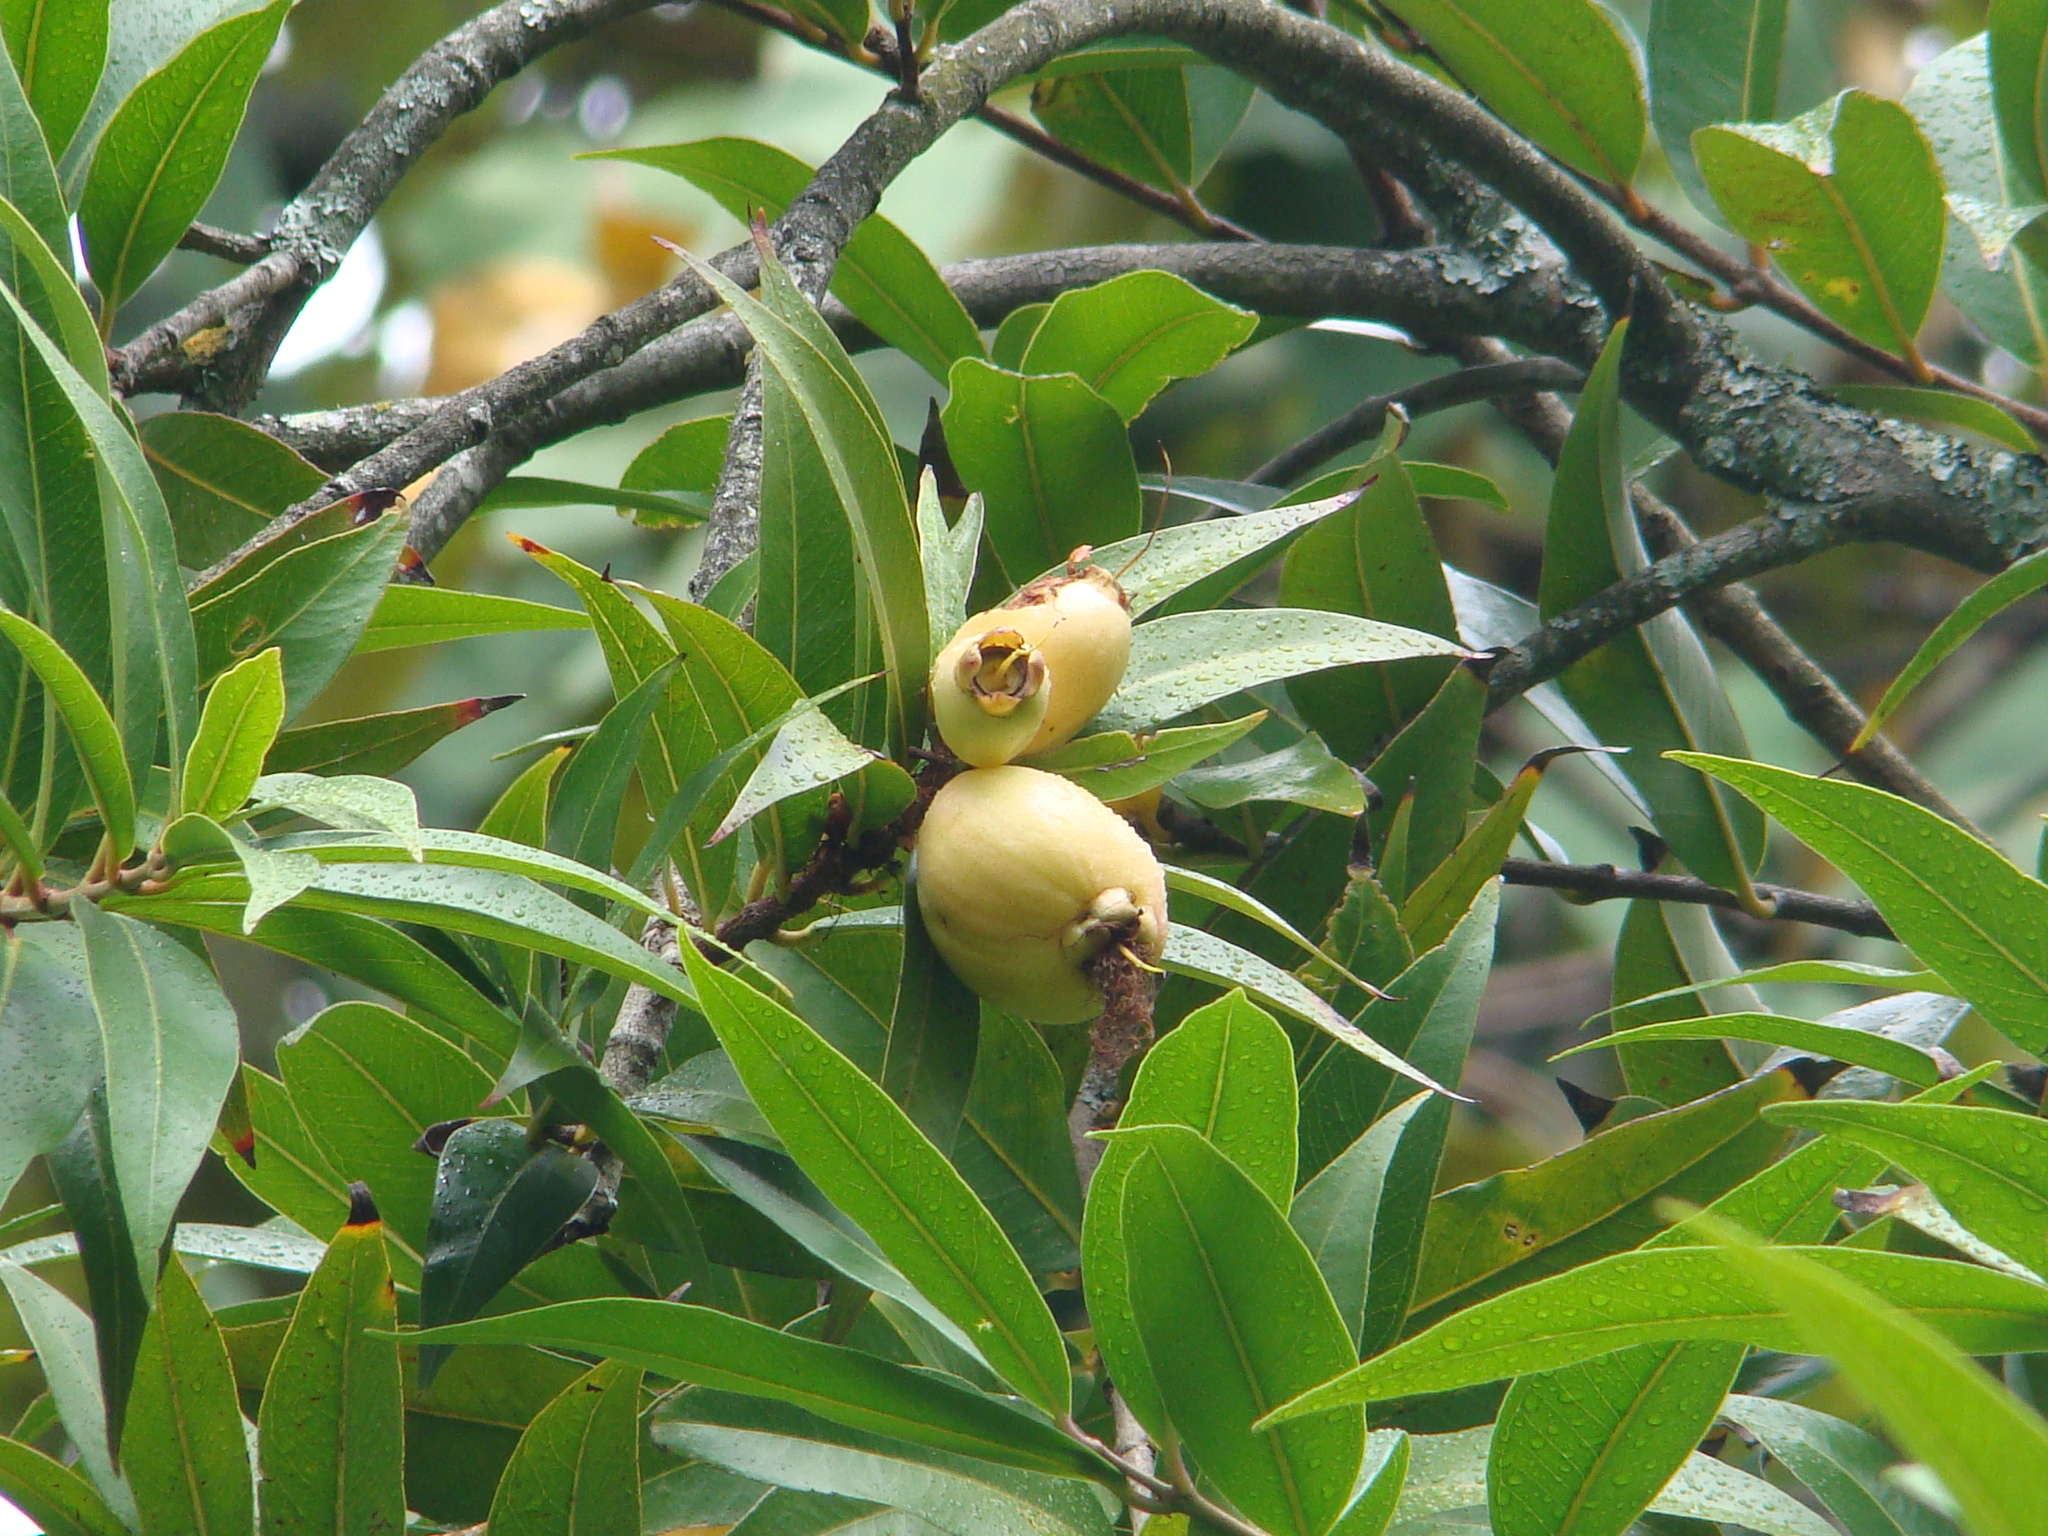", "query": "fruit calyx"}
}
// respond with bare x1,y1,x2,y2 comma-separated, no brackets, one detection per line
951,627,1047,718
